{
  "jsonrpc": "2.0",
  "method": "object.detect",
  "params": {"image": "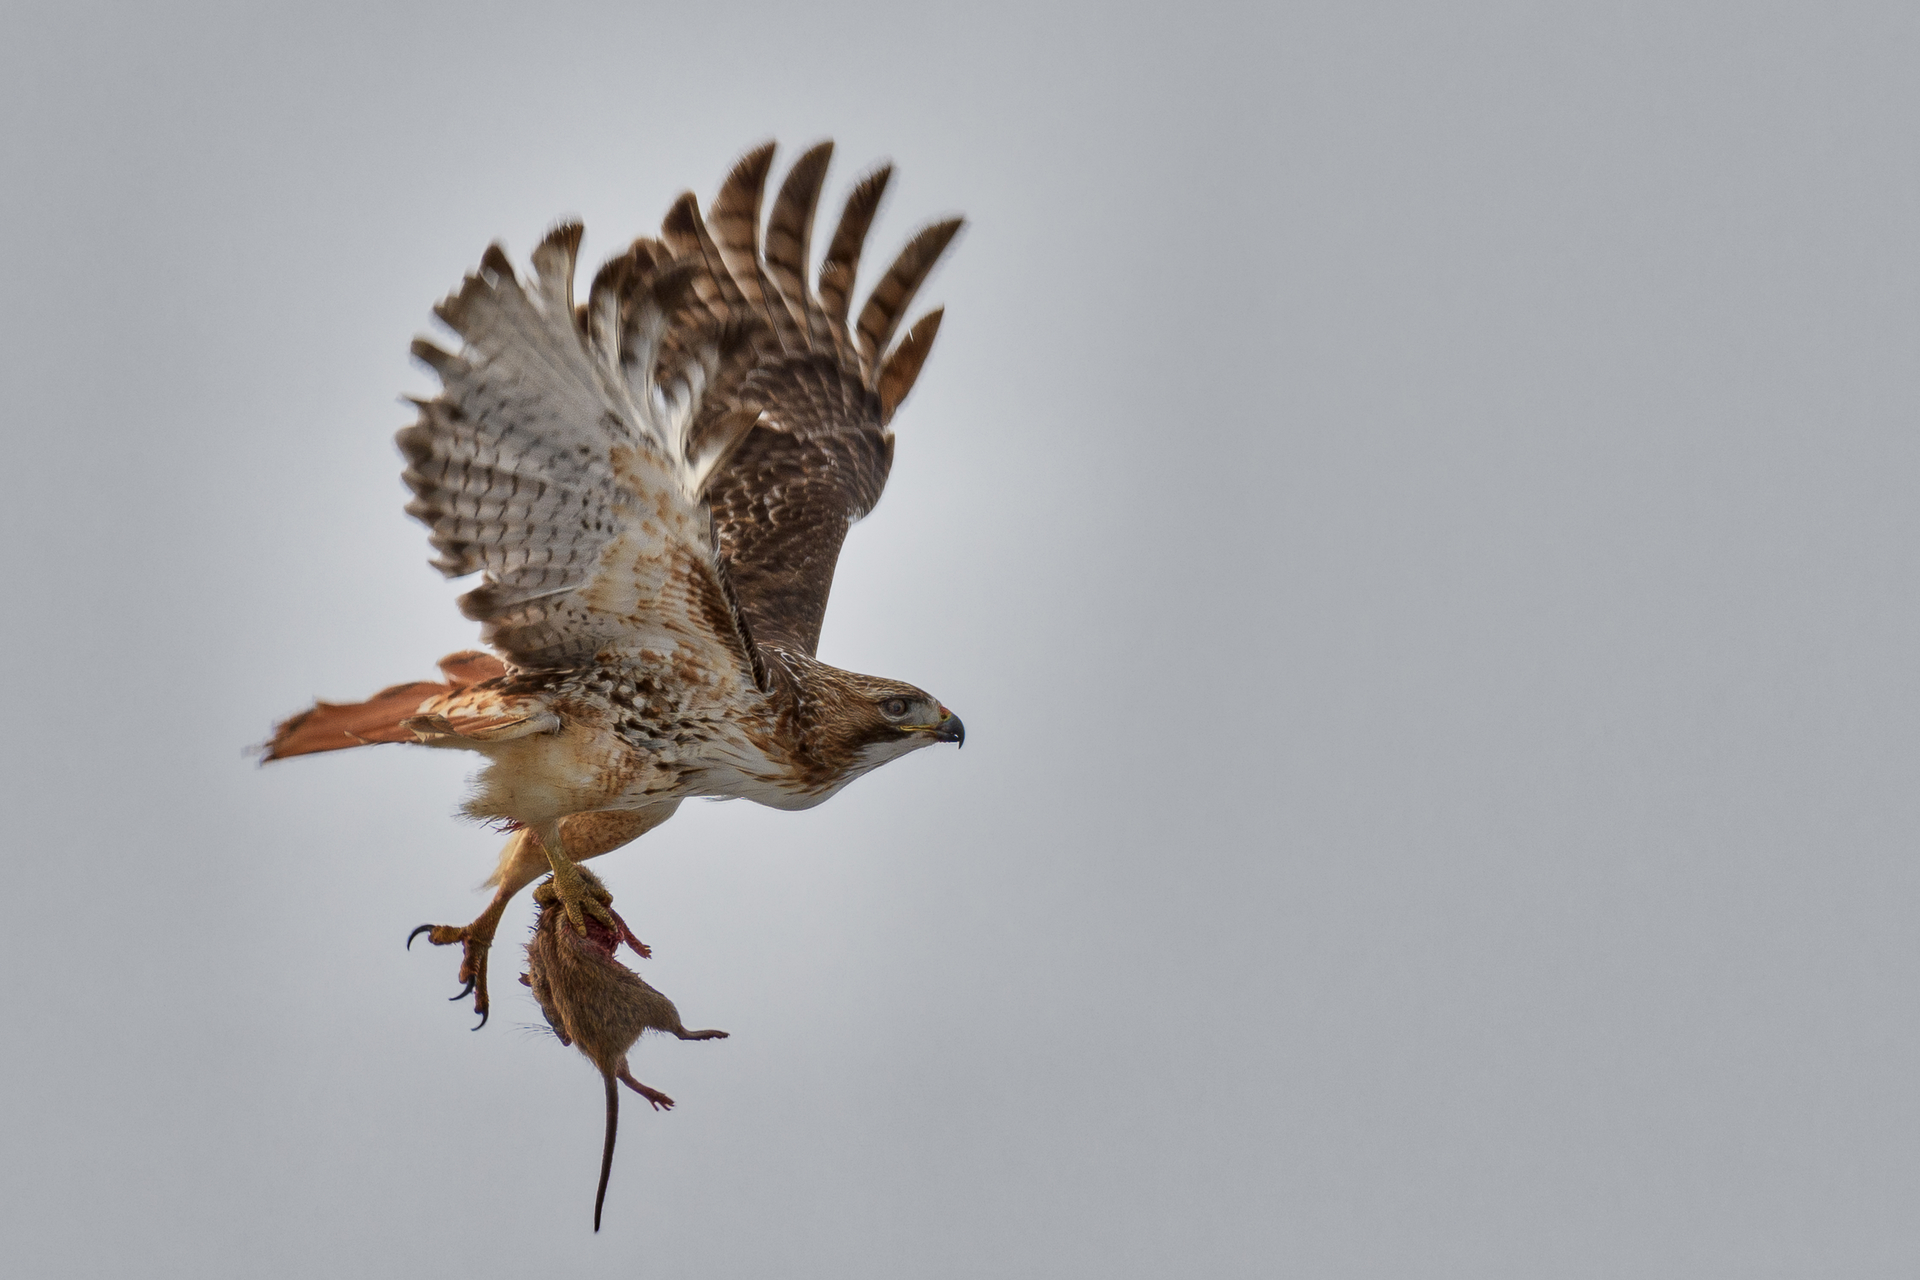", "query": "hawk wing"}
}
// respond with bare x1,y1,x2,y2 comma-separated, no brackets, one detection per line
646,142,961,655
399,223,764,686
